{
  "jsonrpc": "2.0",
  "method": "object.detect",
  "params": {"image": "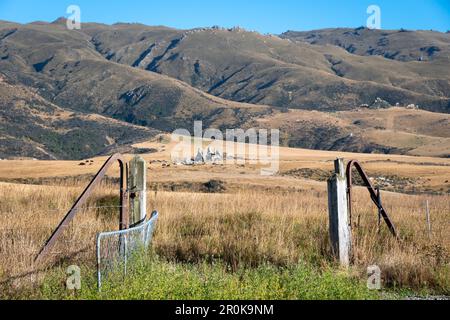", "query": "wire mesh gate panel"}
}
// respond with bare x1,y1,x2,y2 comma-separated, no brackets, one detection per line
97,212,159,290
